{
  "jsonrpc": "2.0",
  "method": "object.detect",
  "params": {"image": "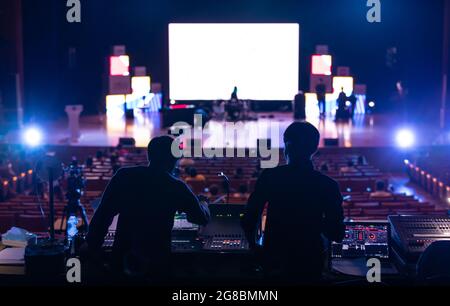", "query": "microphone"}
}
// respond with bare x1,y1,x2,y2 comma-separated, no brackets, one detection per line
218,172,230,204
